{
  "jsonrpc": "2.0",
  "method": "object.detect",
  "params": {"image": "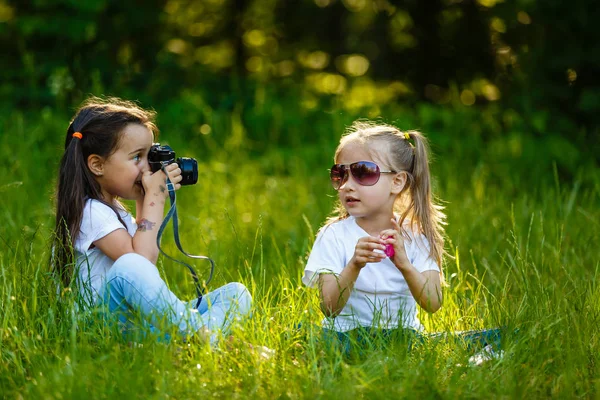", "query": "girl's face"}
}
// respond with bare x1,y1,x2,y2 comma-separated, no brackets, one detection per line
93,123,153,203
335,141,401,222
